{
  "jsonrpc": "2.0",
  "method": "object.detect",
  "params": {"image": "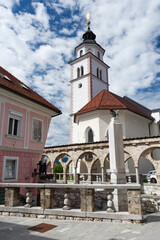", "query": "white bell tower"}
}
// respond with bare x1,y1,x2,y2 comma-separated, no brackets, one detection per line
69,14,110,143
